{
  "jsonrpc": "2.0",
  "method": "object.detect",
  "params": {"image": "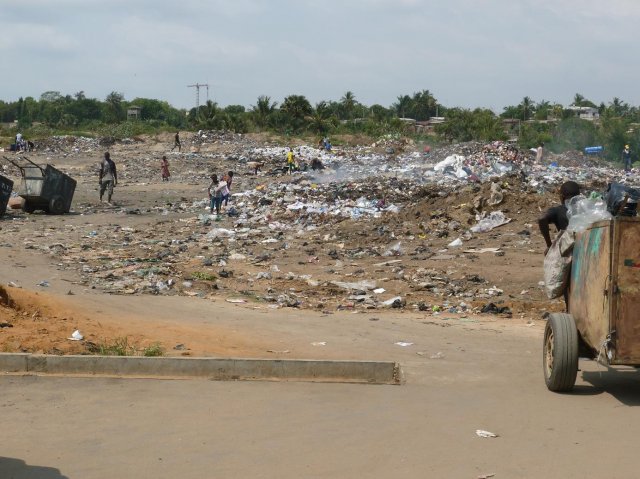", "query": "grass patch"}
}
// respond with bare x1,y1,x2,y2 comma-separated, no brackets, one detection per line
89,337,137,356
142,342,164,357
191,271,217,281
87,337,165,357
